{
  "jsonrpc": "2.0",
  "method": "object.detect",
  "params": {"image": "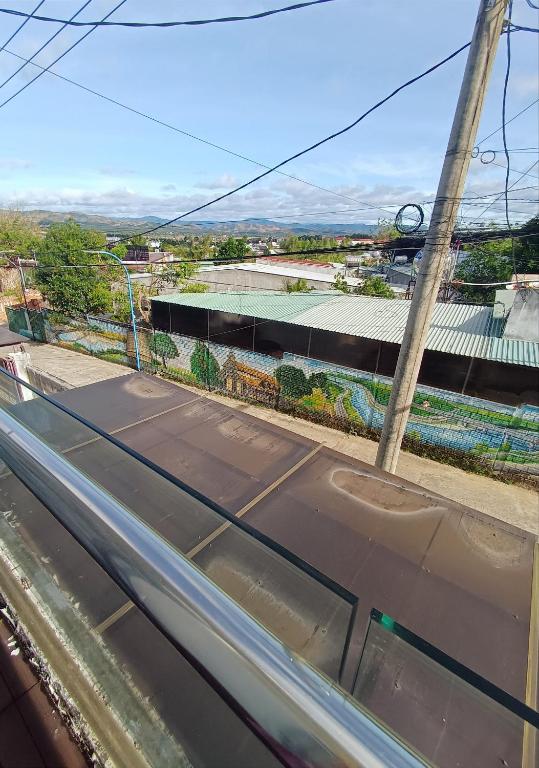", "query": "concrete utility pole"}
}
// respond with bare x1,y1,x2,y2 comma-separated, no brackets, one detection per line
375,0,508,474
